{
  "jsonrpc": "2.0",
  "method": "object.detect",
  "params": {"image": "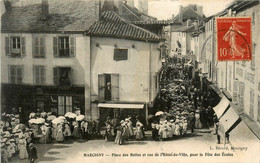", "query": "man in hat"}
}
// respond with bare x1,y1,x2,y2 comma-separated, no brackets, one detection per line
28,143,38,163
